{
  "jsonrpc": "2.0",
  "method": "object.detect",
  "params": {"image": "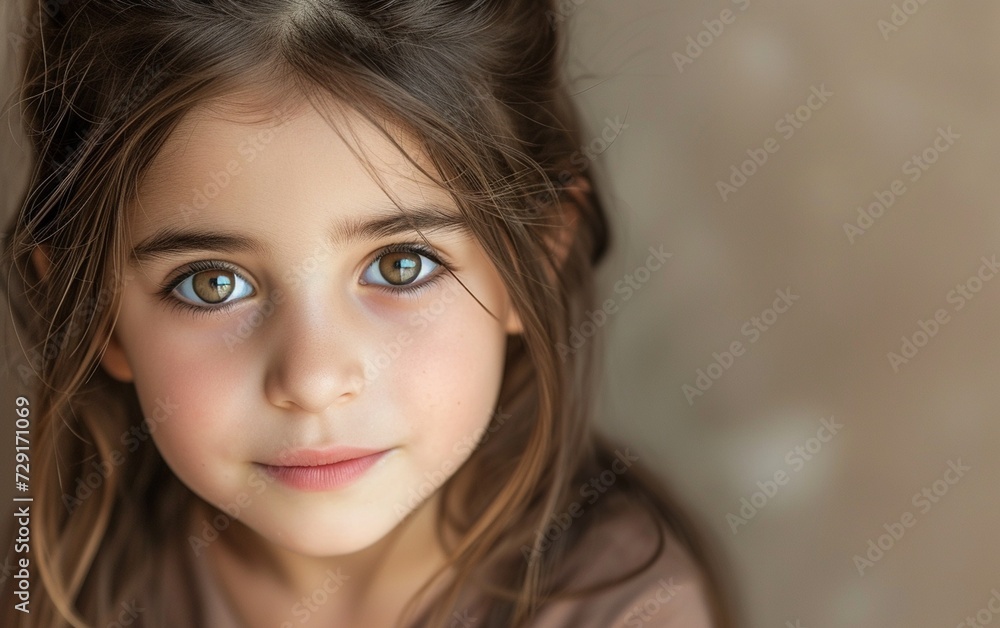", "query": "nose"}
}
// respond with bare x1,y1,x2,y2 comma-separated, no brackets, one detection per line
263,291,365,414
